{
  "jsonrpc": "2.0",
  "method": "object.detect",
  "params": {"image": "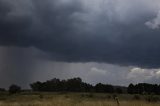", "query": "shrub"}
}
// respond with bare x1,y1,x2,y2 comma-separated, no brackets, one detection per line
133,95,141,100
9,84,21,94
81,94,85,97
81,93,94,98
112,94,117,99
0,88,5,92
145,95,159,102
87,93,94,98
39,94,44,99
106,95,111,99
115,88,123,94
